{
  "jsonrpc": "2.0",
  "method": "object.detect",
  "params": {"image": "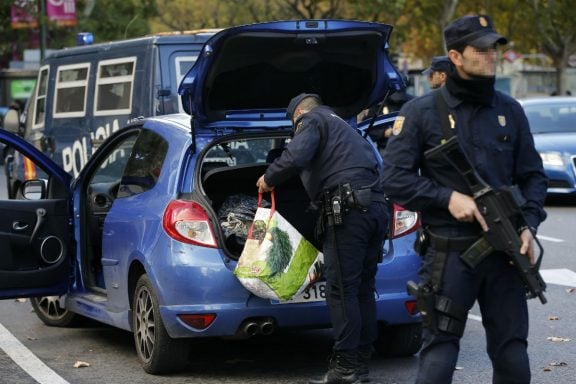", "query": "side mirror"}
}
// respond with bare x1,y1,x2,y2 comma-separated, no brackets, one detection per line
22,179,46,200
3,109,20,134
